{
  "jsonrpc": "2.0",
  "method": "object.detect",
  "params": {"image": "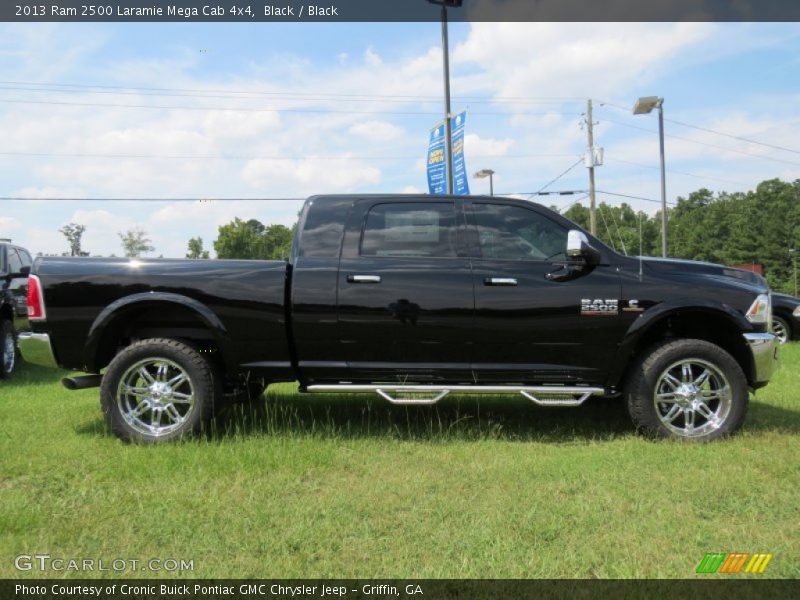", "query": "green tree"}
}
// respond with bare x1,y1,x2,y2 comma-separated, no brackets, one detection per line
59,222,86,256
563,202,658,256
667,178,800,293
214,218,295,259
118,228,155,258
186,237,210,259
